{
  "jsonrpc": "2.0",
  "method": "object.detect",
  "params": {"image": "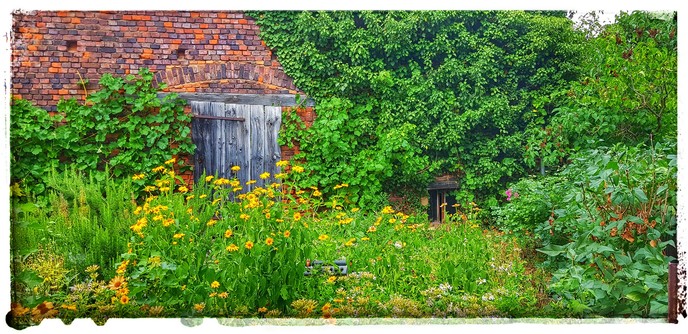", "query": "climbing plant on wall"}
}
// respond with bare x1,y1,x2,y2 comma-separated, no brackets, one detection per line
10,68,195,196
250,10,583,208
